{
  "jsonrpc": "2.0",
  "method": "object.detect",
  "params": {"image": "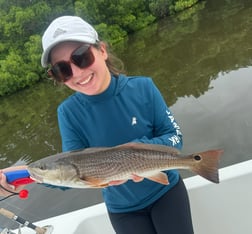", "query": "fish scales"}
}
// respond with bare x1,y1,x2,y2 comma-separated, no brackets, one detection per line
60,148,174,180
